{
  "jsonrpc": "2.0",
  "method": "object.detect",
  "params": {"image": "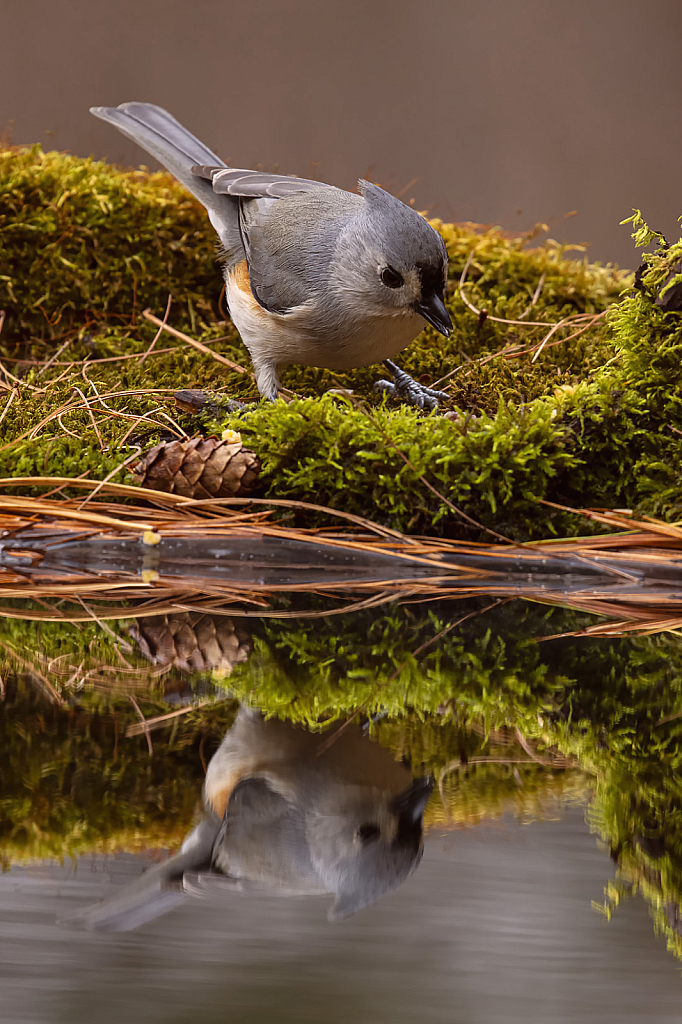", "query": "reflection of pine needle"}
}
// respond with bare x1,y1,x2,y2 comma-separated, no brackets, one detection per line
0,640,65,705
127,694,153,755
437,745,576,820
125,700,213,737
